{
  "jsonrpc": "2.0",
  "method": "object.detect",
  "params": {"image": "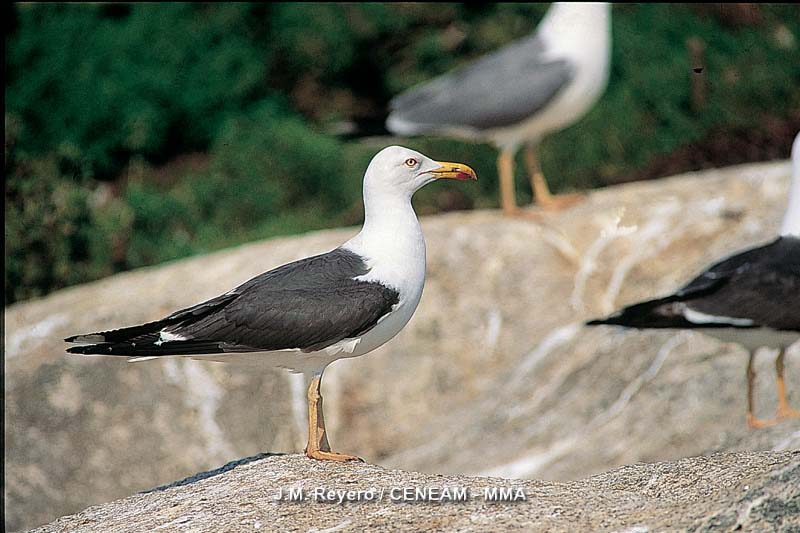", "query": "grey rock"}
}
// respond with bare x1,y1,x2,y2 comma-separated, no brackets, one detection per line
6,161,800,531
31,451,800,532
